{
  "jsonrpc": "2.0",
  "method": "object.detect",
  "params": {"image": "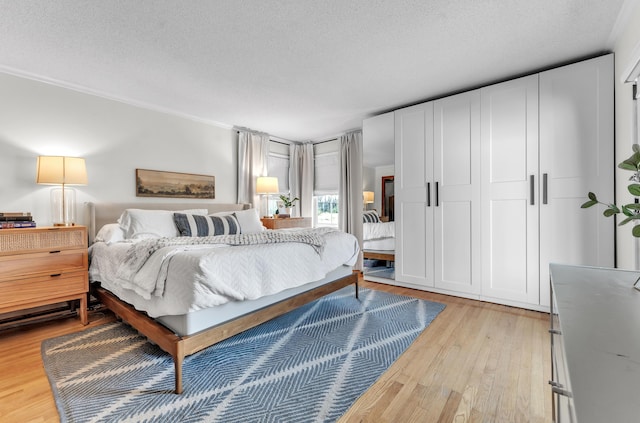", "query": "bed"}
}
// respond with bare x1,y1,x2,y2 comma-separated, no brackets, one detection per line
362,210,394,262
86,202,360,394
